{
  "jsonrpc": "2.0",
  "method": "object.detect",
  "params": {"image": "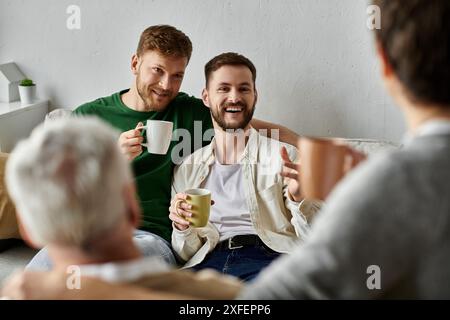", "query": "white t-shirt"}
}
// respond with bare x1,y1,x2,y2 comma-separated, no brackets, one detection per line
204,160,257,241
